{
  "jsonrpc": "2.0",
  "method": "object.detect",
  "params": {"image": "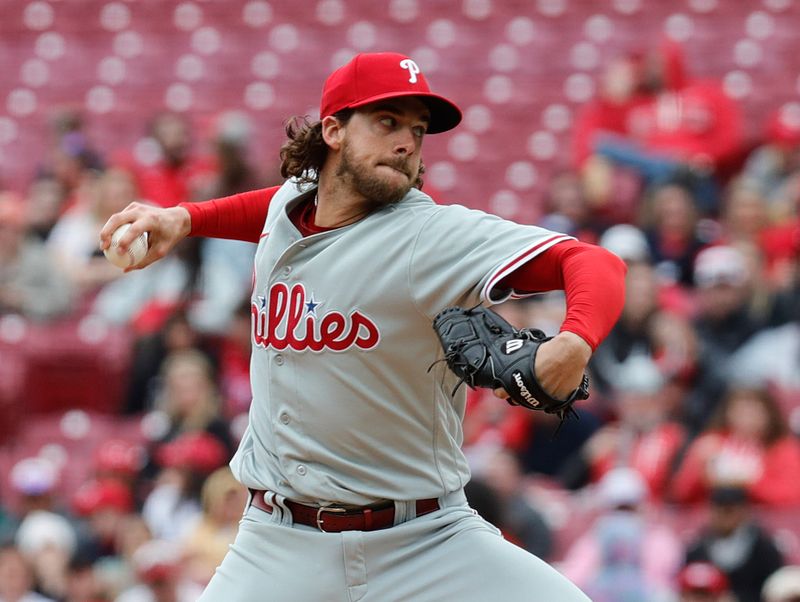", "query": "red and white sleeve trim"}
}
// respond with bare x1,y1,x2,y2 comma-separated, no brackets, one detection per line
480,234,573,305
